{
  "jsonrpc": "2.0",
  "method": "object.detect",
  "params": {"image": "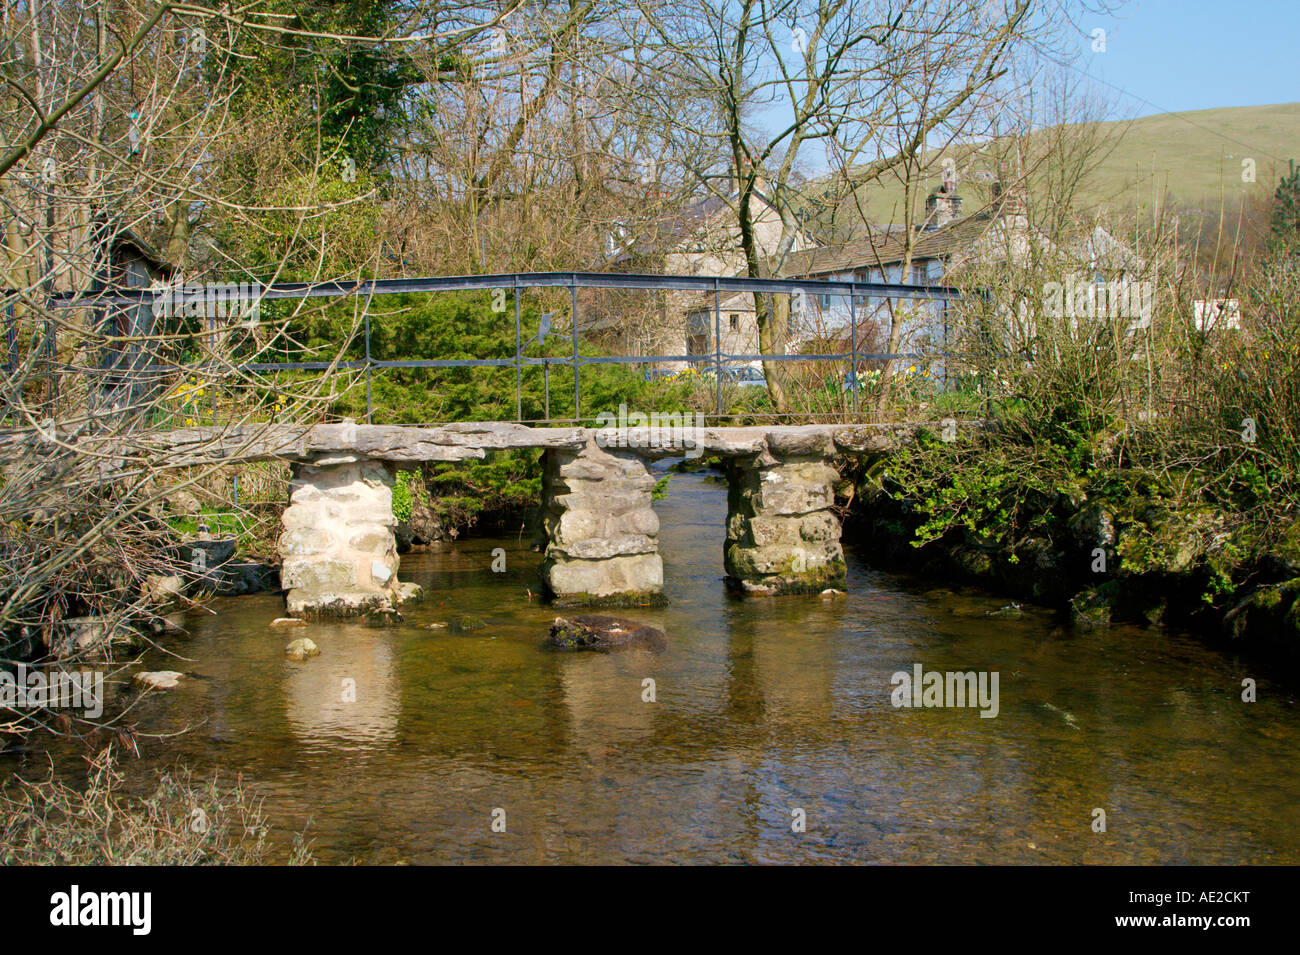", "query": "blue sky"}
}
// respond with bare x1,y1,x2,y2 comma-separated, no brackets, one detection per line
762,0,1297,178
1071,0,1300,119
